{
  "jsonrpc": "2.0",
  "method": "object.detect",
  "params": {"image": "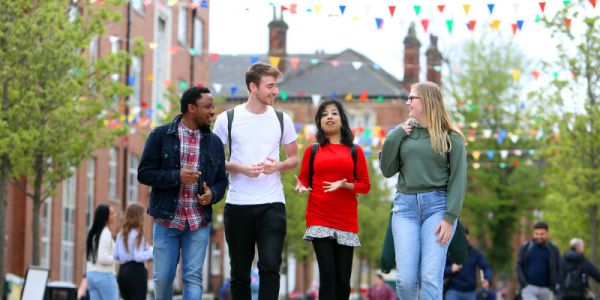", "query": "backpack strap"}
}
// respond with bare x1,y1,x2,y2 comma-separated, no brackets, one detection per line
351,144,357,181
226,108,234,161
274,109,284,144
308,143,318,188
